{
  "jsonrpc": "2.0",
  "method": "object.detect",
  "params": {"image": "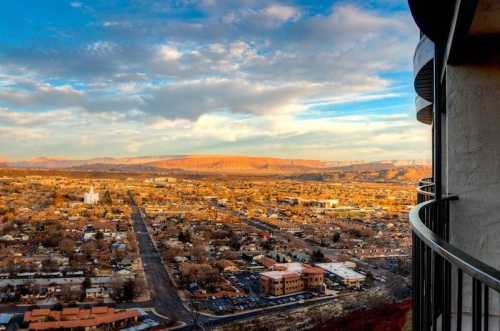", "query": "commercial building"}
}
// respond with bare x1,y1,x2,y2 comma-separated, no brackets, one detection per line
315,262,366,288
24,307,140,331
260,263,324,296
409,0,500,329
